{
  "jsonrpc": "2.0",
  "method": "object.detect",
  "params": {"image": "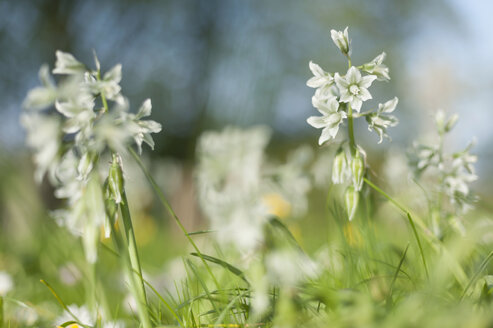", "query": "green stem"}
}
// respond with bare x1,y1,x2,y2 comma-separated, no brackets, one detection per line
128,147,221,290
347,104,357,156
119,190,152,328
363,177,430,280
0,296,4,328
